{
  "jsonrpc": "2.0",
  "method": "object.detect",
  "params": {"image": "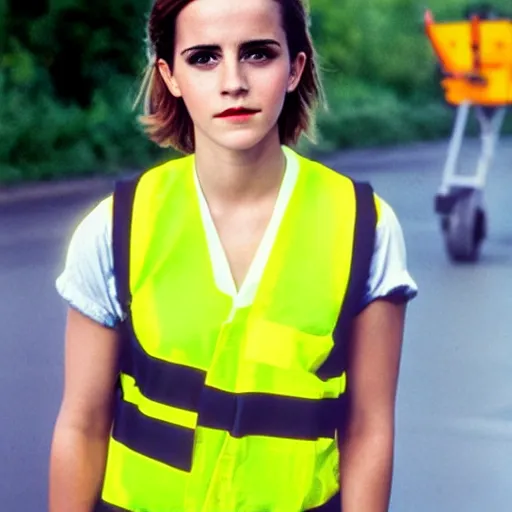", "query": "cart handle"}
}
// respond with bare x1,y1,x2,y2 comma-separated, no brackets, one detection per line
424,10,487,86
